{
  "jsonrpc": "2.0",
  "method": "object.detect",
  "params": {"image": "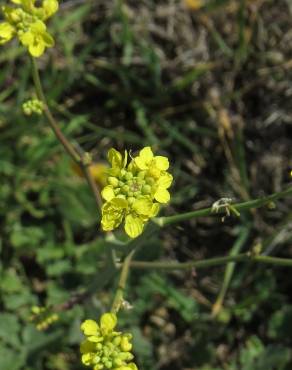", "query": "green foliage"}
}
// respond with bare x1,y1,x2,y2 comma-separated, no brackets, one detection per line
1,0,292,370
